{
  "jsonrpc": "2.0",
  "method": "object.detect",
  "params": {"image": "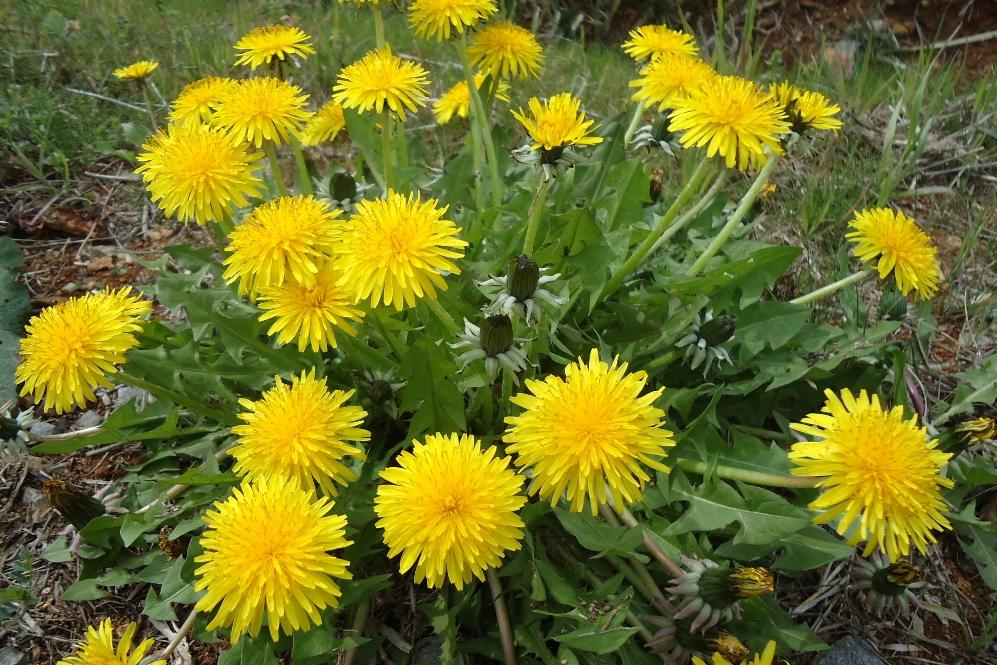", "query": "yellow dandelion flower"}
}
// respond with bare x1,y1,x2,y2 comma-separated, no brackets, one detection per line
956,417,997,444
57,618,164,665
113,60,158,81
408,0,498,41
845,207,942,299
300,100,347,145
332,46,430,118
334,190,468,310
668,75,789,170
257,262,364,352
234,24,316,69
231,370,369,496
511,92,604,151
467,20,544,79
213,77,311,147
16,288,150,414
136,121,264,225
622,24,698,62
195,476,352,642
375,432,526,589
693,640,777,665
790,388,954,561
504,349,675,514
168,76,237,124
434,73,510,125
769,81,843,132
222,195,342,297
629,53,716,111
